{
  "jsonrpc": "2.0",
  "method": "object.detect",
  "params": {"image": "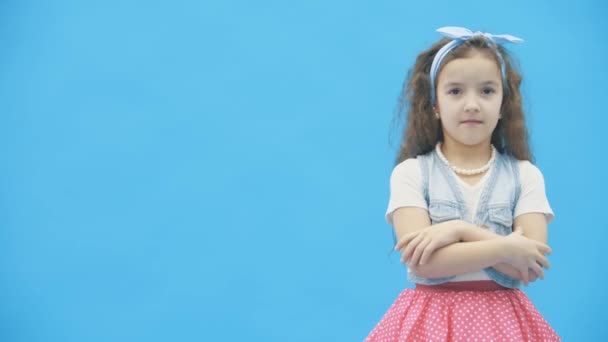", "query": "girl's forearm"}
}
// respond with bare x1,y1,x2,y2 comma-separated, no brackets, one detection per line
409,239,507,278
457,222,528,281
457,221,502,241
